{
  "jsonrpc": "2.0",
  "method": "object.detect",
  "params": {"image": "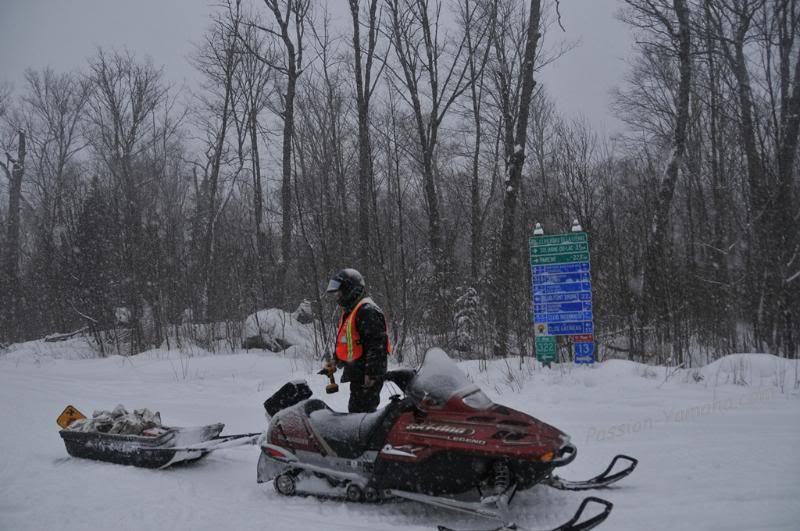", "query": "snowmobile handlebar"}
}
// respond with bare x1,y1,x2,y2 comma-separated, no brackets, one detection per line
384,368,415,392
